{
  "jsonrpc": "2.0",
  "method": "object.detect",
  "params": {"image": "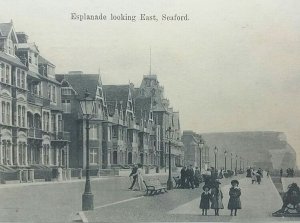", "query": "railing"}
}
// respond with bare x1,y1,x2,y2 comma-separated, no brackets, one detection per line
51,131,71,141
28,128,42,139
